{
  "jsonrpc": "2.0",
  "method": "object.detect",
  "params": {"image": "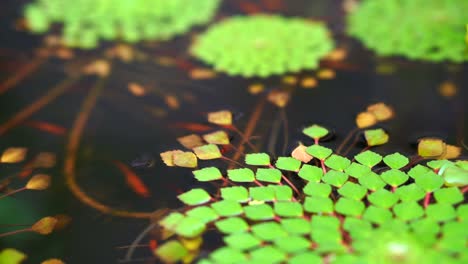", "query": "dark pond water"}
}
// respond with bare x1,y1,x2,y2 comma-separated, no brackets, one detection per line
0,0,467,263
